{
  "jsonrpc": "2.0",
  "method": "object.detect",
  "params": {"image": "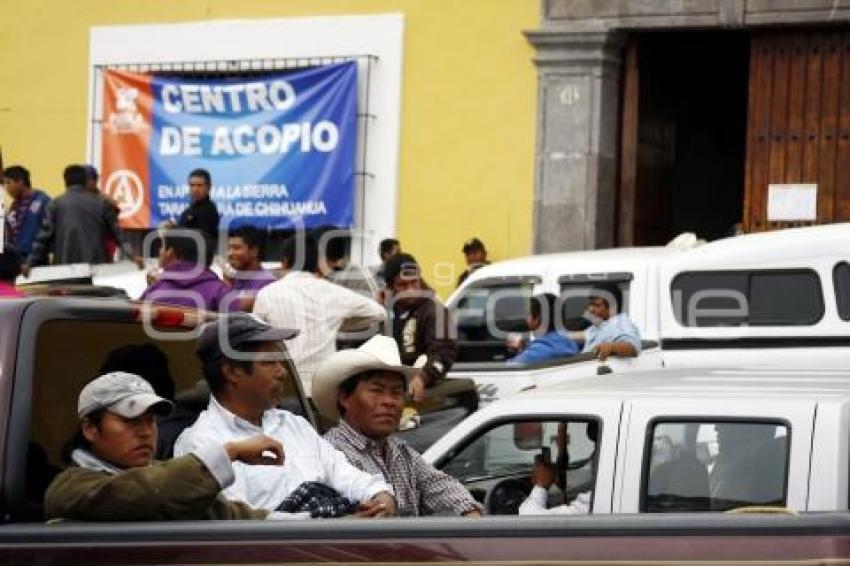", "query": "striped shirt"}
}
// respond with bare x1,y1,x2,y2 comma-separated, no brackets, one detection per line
253,271,385,395
324,420,483,517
